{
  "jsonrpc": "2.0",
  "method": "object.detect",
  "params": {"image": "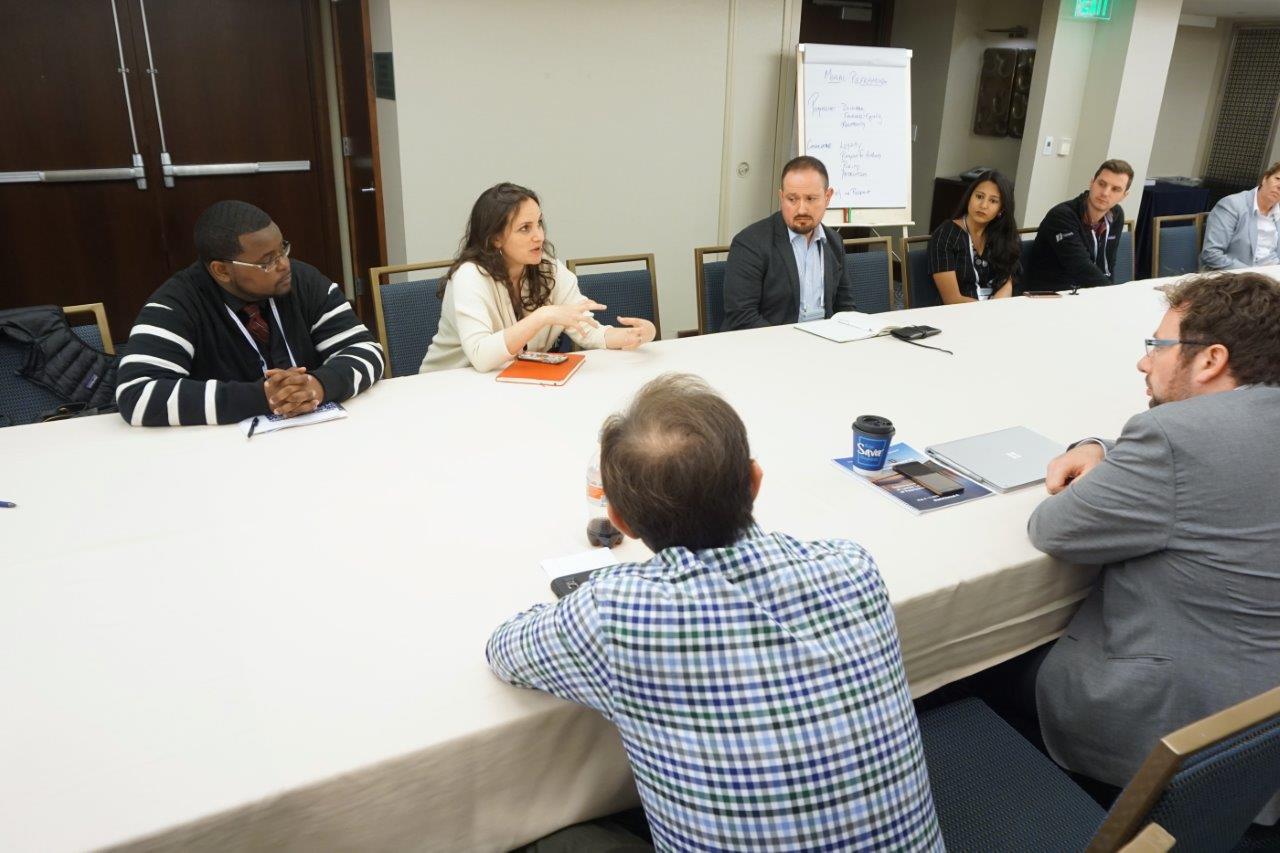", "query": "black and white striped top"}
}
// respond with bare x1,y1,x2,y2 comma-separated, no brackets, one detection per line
116,260,383,426
928,220,1011,299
